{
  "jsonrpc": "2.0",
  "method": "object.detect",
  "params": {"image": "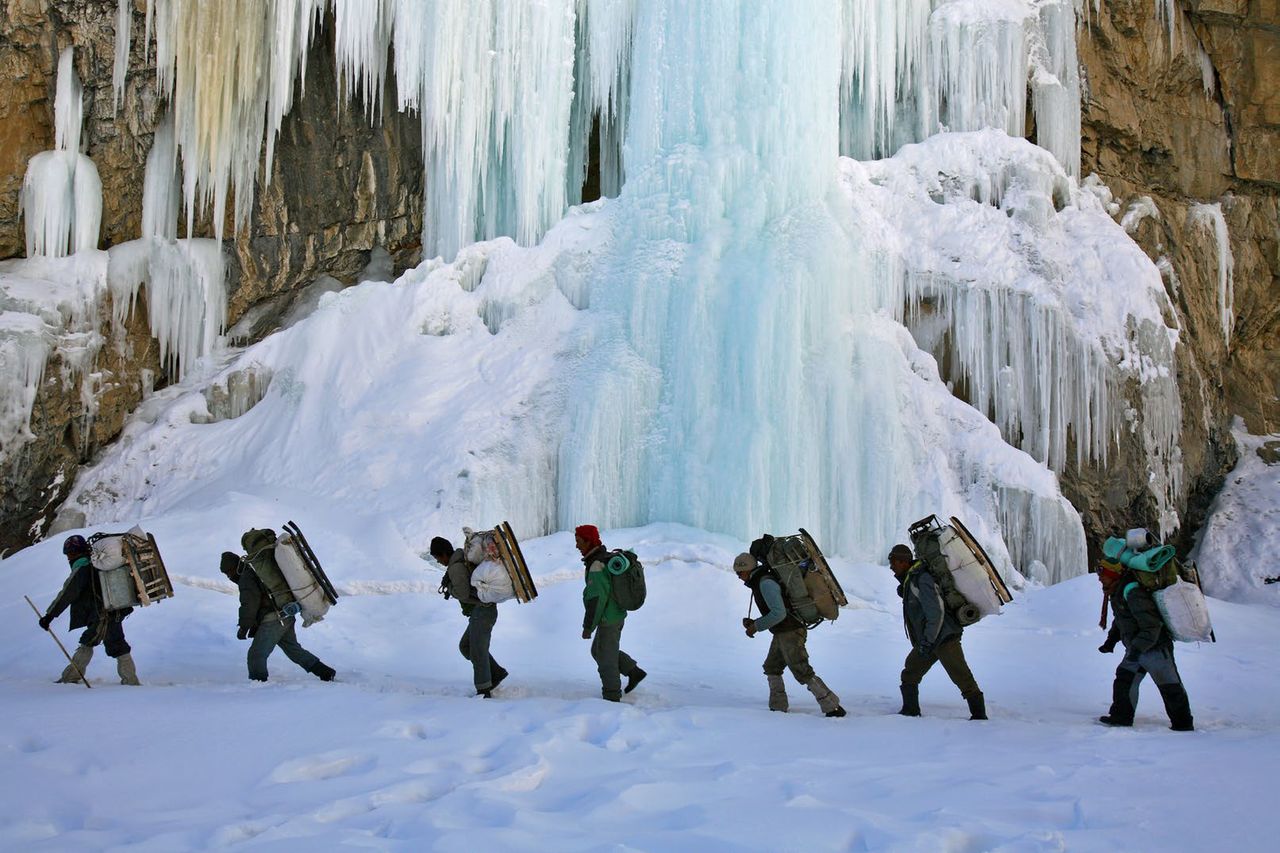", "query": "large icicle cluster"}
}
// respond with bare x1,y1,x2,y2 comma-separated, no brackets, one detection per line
117,1,1085,259
849,131,1183,540
20,49,102,258
0,253,109,467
